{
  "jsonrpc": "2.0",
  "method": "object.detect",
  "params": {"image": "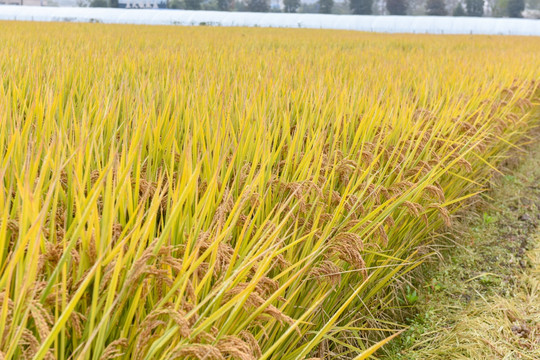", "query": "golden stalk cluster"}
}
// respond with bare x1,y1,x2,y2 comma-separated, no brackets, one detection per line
0,22,539,359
